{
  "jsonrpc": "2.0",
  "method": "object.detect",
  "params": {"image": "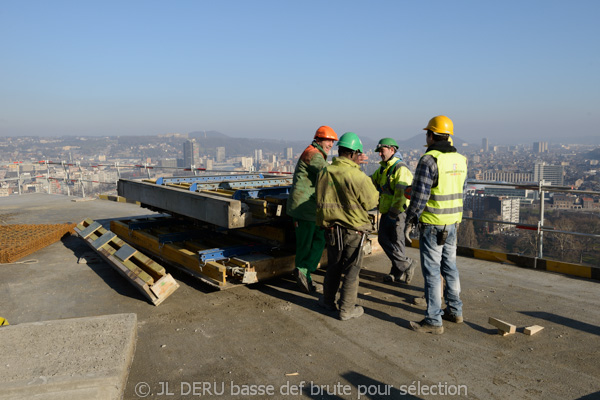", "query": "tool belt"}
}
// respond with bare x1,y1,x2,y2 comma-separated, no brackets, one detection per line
326,225,366,252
